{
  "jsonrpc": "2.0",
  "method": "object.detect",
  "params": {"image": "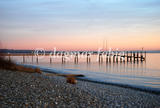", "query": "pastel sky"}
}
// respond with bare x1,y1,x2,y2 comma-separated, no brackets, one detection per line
0,0,160,51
